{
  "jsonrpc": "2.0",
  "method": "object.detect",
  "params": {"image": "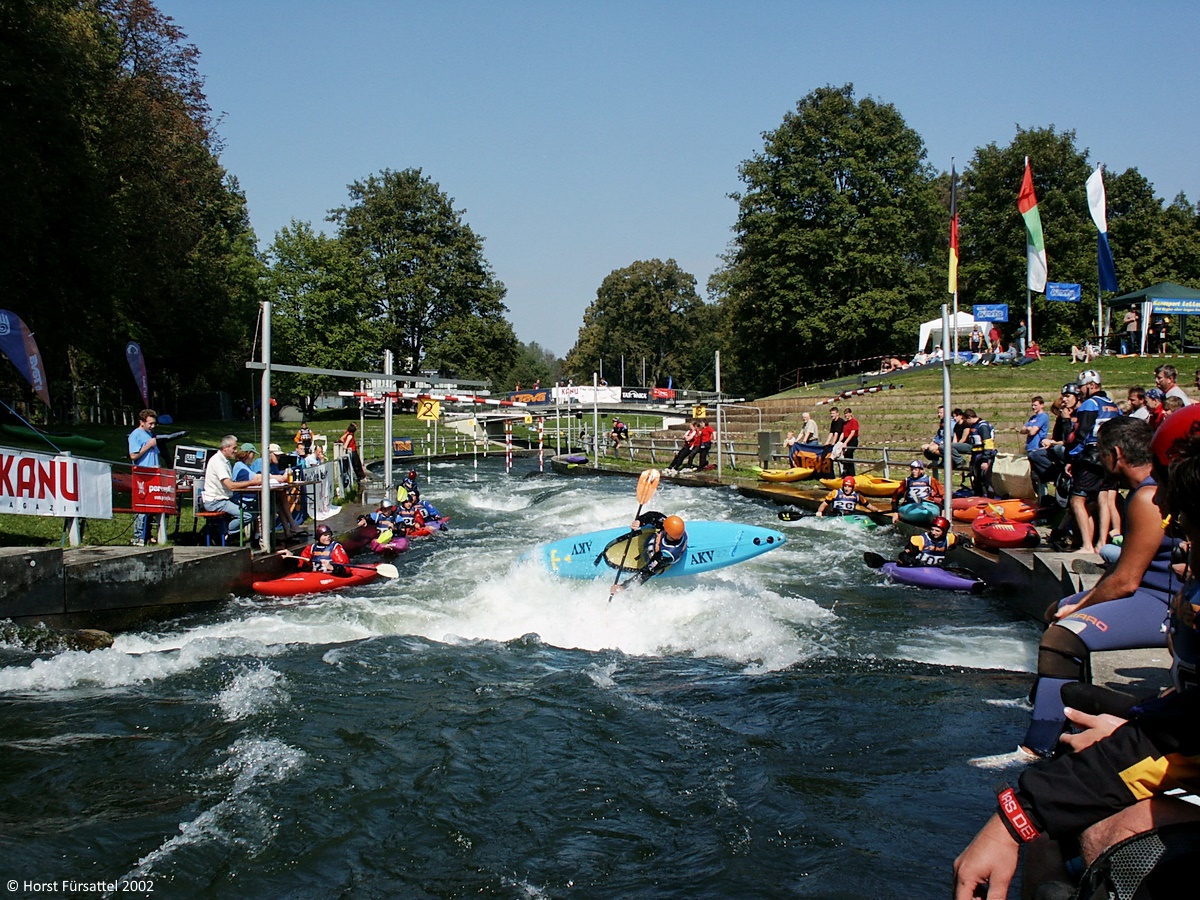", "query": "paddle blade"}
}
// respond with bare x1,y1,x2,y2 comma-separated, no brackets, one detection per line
778,509,809,521
862,551,888,569
636,469,661,505
375,563,399,579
